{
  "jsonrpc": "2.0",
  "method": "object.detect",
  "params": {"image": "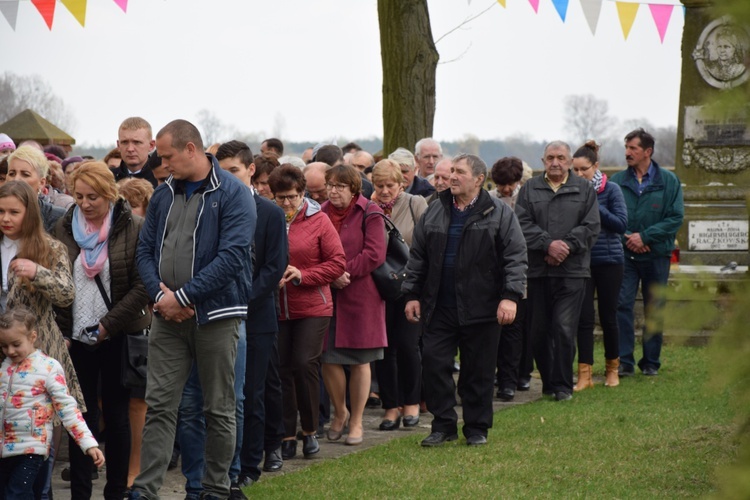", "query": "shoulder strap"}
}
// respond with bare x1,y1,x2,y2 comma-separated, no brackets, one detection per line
408,196,416,225
94,274,113,311
362,200,375,233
